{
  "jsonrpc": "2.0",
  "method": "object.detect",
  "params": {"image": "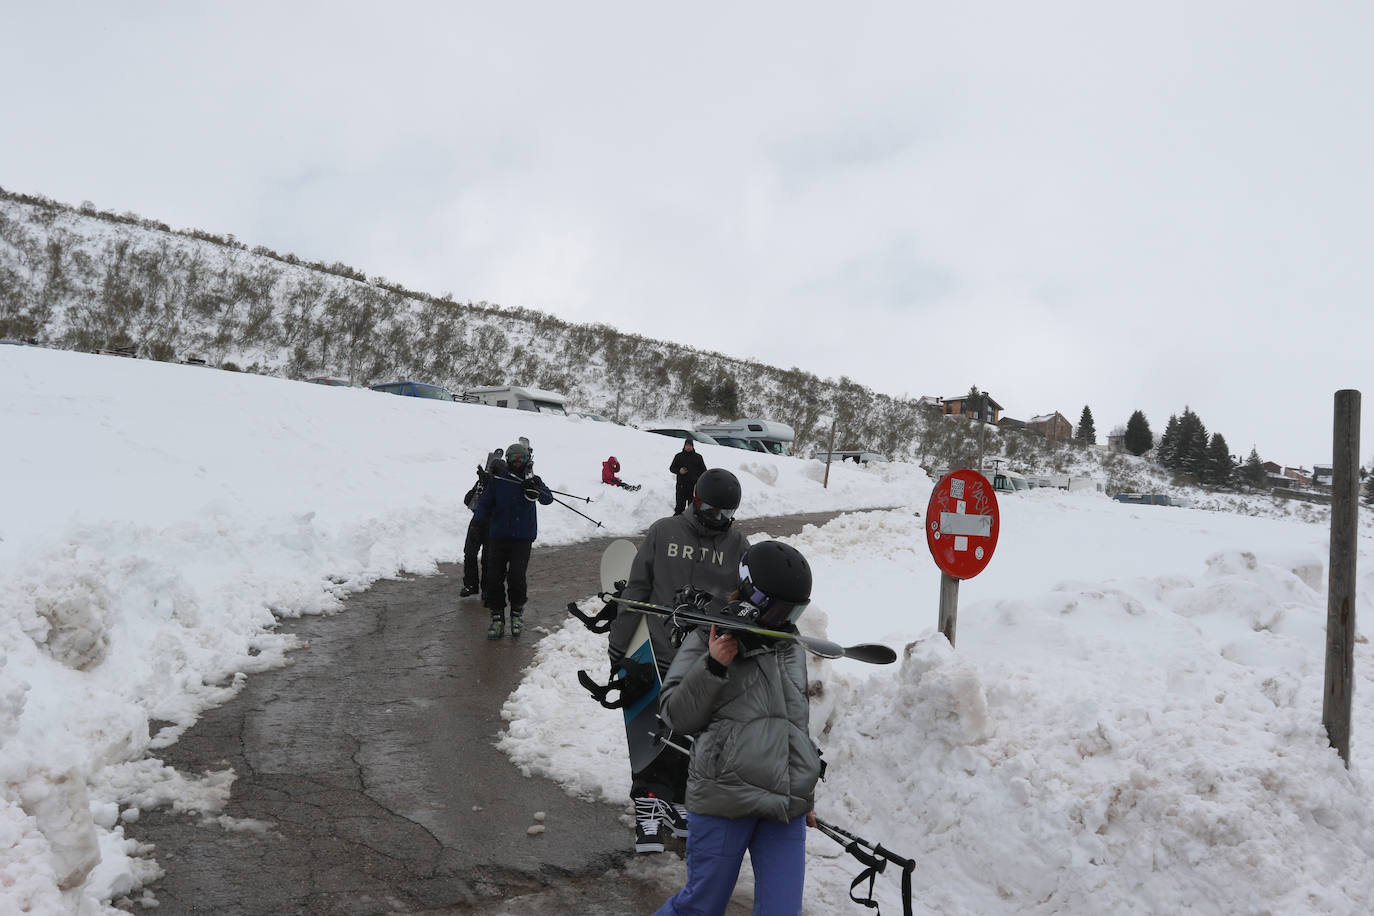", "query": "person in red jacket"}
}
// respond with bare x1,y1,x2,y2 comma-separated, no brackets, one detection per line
602,456,641,491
